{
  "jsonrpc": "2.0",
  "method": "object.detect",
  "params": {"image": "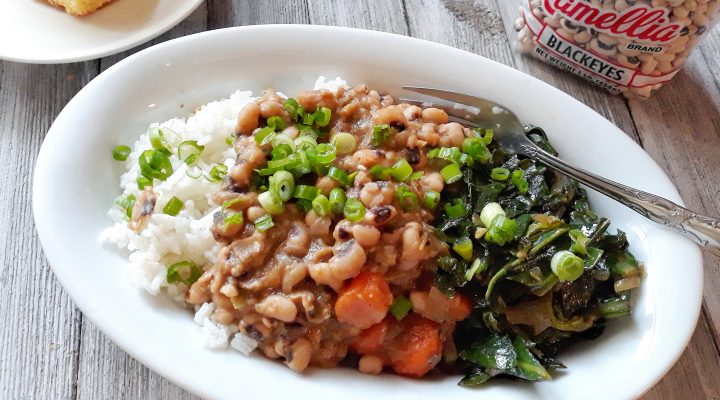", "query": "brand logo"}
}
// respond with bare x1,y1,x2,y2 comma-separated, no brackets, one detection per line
542,0,684,42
